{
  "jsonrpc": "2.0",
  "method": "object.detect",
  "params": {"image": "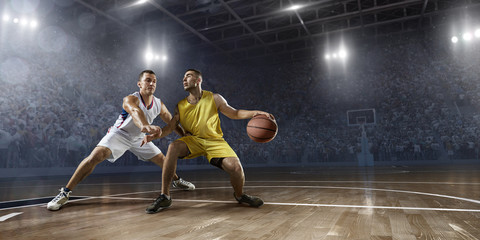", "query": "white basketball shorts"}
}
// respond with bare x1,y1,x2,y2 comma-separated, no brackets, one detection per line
97,130,162,162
